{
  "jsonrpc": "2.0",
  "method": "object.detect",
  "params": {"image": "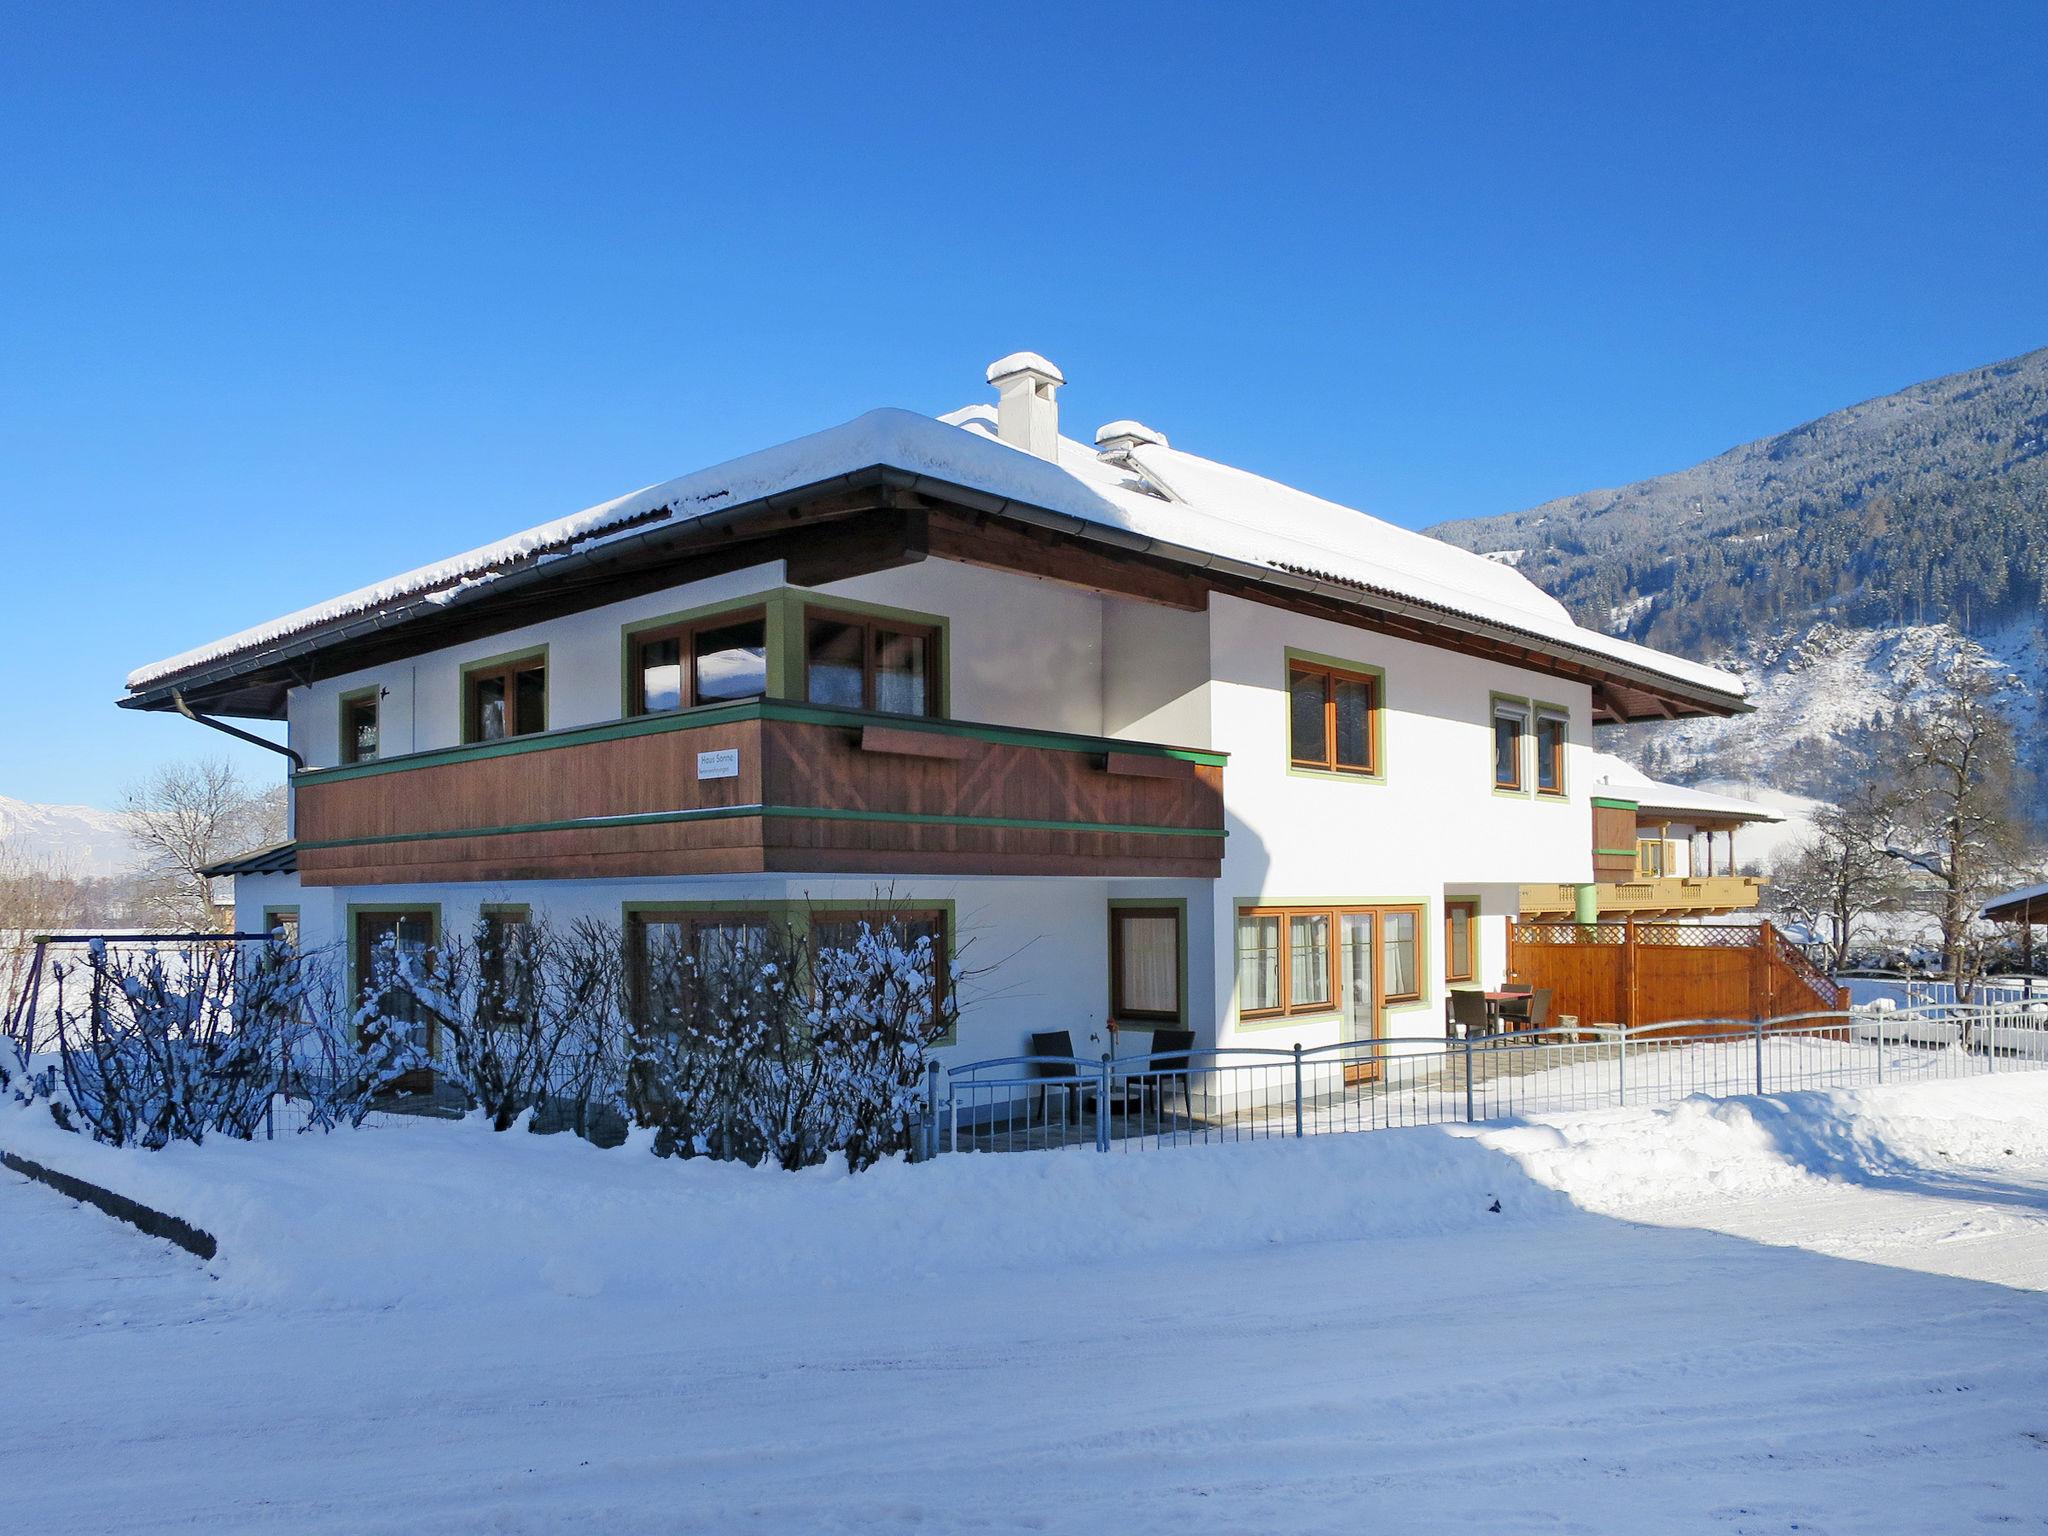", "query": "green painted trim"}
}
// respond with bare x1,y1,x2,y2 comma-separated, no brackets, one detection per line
1591,796,1641,811
260,905,300,938
1107,896,1189,1030
478,902,531,920
618,588,784,717
1282,646,1388,785
1488,692,1532,796
297,800,1227,853
459,643,549,744
794,592,952,718
294,696,1229,786
337,686,380,766
1593,847,1640,857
